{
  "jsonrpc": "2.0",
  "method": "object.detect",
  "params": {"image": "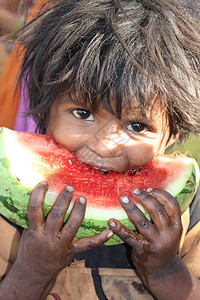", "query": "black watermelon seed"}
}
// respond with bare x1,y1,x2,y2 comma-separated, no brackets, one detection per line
128,169,137,176
101,169,109,175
